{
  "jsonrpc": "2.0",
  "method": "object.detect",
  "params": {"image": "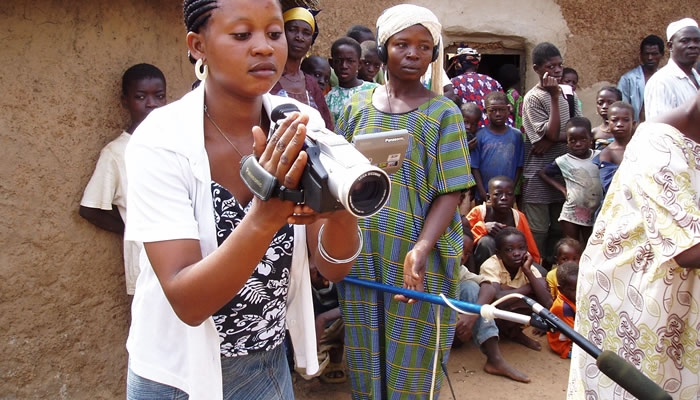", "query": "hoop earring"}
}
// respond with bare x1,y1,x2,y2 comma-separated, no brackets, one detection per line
195,58,208,81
